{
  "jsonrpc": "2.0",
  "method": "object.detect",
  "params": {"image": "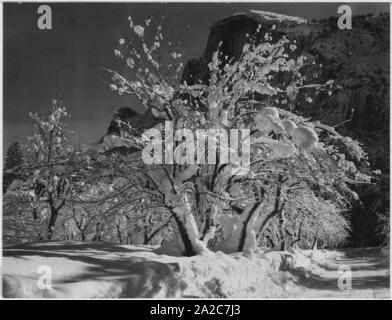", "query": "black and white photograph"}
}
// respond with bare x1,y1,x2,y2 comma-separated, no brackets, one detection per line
0,0,390,302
